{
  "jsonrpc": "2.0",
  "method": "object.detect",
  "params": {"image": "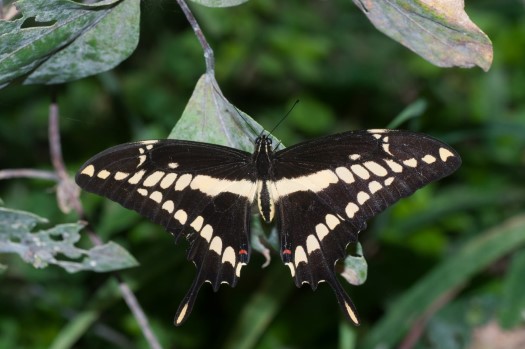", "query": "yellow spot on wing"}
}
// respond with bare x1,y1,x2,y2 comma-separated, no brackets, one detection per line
306,235,321,254
128,170,146,185
439,147,454,162
368,181,382,193
384,159,403,173
210,236,223,254
174,209,187,224
114,171,129,180
357,191,370,204
364,161,388,177
345,202,359,218
345,302,360,325
81,165,95,177
422,154,437,164
325,214,340,230
350,164,370,179
162,200,174,213
97,170,111,179
222,246,236,266
174,174,192,191
175,304,188,325
403,158,418,167
143,171,165,187
335,166,355,184
315,223,329,241
200,224,213,242
190,216,204,232
294,246,308,265
149,191,163,203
